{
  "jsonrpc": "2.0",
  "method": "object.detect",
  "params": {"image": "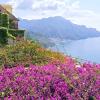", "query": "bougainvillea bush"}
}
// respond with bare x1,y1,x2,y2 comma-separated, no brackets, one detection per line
0,58,100,100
